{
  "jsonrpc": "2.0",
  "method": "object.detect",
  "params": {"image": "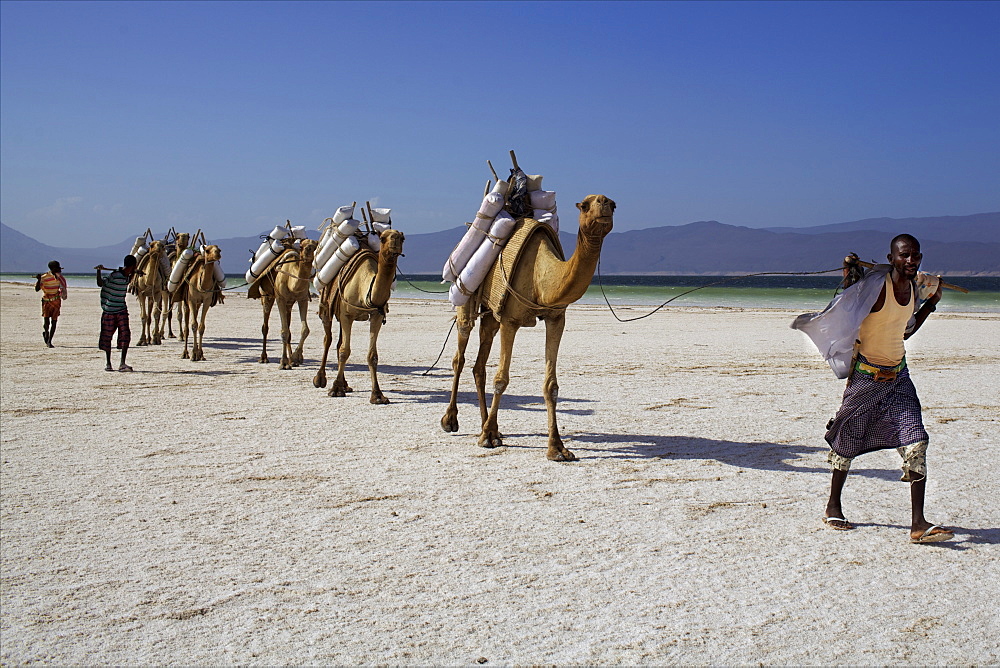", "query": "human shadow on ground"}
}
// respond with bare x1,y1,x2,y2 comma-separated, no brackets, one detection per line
855,522,999,550
565,431,907,481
